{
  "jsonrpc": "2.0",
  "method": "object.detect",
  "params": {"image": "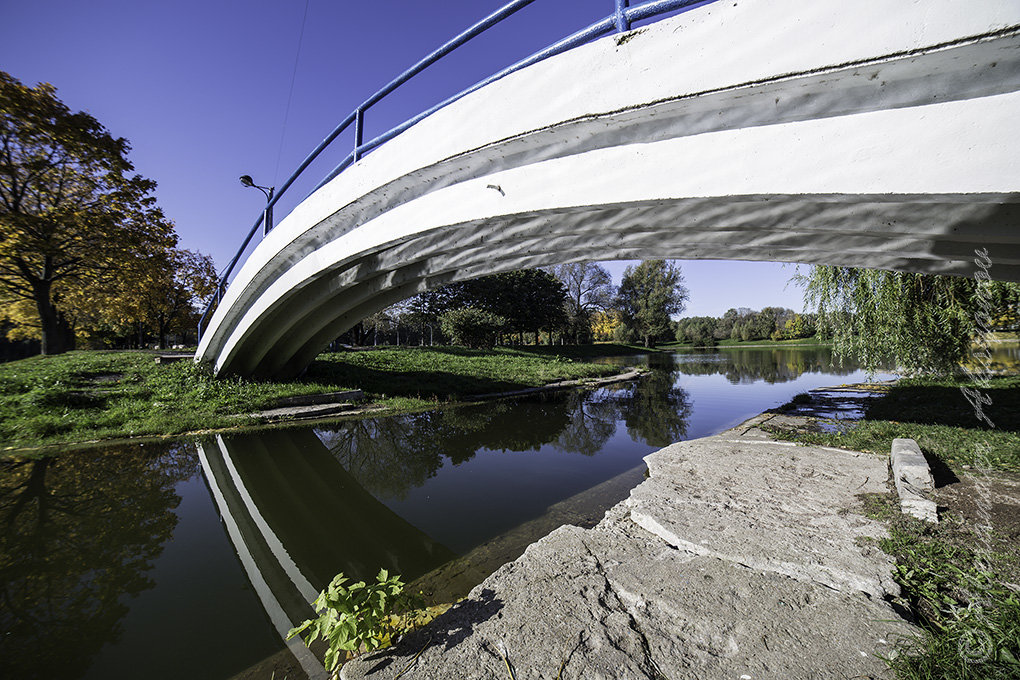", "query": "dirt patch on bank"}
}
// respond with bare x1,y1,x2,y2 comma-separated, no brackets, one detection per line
935,469,1020,554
